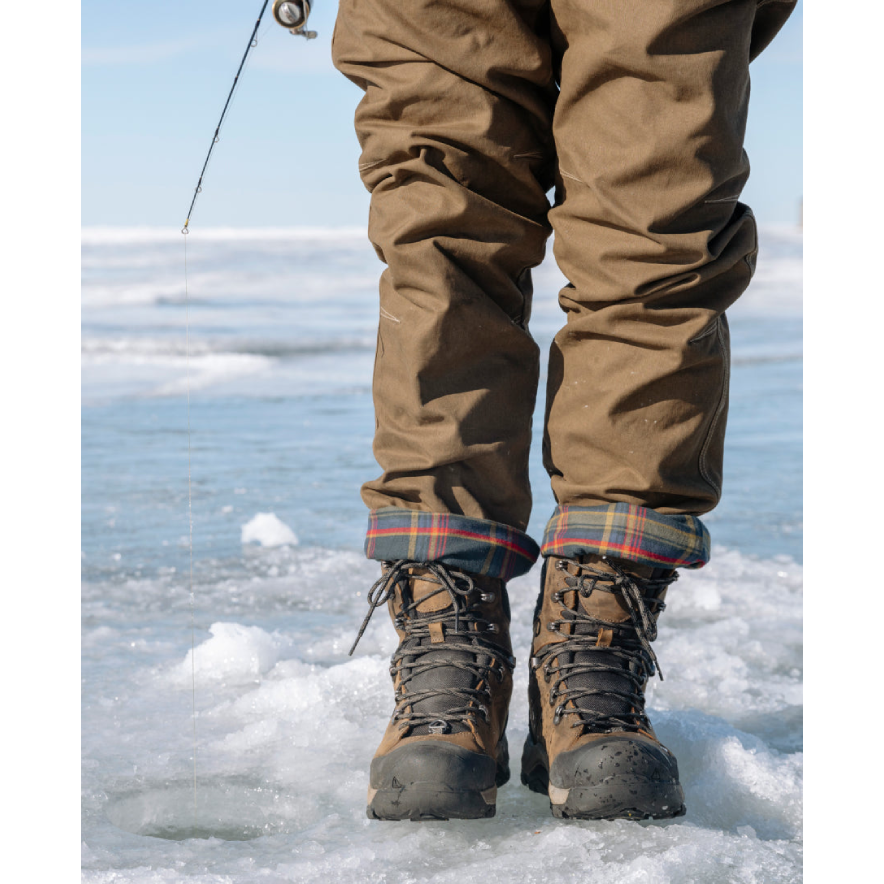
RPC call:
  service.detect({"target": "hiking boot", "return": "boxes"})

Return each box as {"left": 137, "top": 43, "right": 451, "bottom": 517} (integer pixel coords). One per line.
{"left": 350, "top": 560, "right": 515, "bottom": 821}
{"left": 520, "top": 554, "right": 686, "bottom": 820}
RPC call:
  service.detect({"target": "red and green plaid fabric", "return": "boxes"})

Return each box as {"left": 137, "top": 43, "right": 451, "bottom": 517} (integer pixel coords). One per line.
{"left": 365, "top": 503, "right": 709, "bottom": 579}
{"left": 365, "top": 507, "right": 540, "bottom": 580}
{"left": 541, "top": 503, "right": 710, "bottom": 569}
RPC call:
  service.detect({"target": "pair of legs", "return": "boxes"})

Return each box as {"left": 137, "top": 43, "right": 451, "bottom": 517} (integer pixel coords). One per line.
{"left": 334, "top": 0, "right": 796, "bottom": 820}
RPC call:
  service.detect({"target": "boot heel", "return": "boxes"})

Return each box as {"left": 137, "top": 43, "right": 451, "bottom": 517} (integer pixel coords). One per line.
{"left": 519, "top": 733, "right": 550, "bottom": 795}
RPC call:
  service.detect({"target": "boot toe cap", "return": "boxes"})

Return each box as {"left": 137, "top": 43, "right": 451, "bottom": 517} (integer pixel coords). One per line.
{"left": 550, "top": 732, "right": 680, "bottom": 789}
{"left": 370, "top": 740, "right": 497, "bottom": 791}
{"left": 367, "top": 740, "right": 500, "bottom": 820}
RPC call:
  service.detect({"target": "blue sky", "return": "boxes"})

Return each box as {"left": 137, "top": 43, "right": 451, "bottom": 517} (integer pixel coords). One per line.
{"left": 82, "top": 0, "right": 802, "bottom": 229}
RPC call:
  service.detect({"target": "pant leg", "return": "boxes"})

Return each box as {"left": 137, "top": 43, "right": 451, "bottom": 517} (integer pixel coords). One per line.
{"left": 332, "top": 0, "right": 557, "bottom": 579}
{"left": 540, "top": 0, "right": 795, "bottom": 568}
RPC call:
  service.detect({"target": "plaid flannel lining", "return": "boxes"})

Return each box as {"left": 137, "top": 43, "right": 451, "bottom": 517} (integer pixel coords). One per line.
{"left": 541, "top": 503, "right": 710, "bottom": 569}
{"left": 365, "top": 507, "right": 540, "bottom": 581}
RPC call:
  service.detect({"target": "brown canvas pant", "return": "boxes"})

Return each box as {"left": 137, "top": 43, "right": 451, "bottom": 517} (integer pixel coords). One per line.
{"left": 333, "top": 0, "right": 796, "bottom": 579}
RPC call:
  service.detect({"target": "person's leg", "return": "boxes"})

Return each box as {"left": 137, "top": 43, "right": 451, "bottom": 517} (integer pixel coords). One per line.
{"left": 544, "top": 0, "right": 767, "bottom": 552}
{"left": 332, "top": 0, "right": 556, "bottom": 819}
{"left": 334, "top": 0, "right": 558, "bottom": 582}
{"left": 524, "top": 0, "right": 796, "bottom": 819}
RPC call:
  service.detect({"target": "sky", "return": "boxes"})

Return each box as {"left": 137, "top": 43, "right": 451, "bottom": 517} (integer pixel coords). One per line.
{"left": 81, "top": 0, "right": 803, "bottom": 230}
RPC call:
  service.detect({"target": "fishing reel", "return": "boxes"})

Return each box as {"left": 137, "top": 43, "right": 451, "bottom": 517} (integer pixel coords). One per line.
{"left": 272, "top": 0, "right": 317, "bottom": 39}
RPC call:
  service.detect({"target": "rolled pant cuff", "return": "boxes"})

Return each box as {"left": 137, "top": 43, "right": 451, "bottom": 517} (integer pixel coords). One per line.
{"left": 541, "top": 503, "right": 711, "bottom": 569}
{"left": 365, "top": 507, "right": 540, "bottom": 581}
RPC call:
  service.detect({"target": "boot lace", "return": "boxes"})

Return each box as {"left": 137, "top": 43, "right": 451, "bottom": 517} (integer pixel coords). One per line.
{"left": 350, "top": 560, "right": 514, "bottom": 733}
{"left": 533, "top": 558, "right": 676, "bottom": 733}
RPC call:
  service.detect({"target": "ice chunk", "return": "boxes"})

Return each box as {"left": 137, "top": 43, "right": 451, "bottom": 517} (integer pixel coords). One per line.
{"left": 169, "top": 622, "right": 289, "bottom": 686}
{"left": 241, "top": 512, "right": 299, "bottom": 547}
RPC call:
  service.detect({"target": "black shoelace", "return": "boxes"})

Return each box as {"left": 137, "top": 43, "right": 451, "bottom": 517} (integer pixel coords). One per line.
{"left": 350, "top": 560, "right": 513, "bottom": 733}
{"left": 532, "top": 558, "right": 676, "bottom": 733}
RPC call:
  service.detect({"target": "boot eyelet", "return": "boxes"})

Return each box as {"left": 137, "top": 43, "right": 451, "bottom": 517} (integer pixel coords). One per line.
{"left": 478, "top": 704, "right": 489, "bottom": 721}
{"left": 555, "top": 560, "right": 567, "bottom": 571}
{"left": 542, "top": 665, "right": 551, "bottom": 683}
{"left": 553, "top": 705, "right": 564, "bottom": 724}
{"left": 547, "top": 622, "right": 559, "bottom": 633}
{"left": 486, "top": 623, "right": 499, "bottom": 633}
{"left": 552, "top": 591, "right": 563, "bottom": 603}
{"left": 530, "top": 656, "right": 541, "bottom": 671}
{"left": 480, "top": 592, "right": 495, "bottom": 603}
{"left": 548, "top": 688, "right": 557, "bottom": 706}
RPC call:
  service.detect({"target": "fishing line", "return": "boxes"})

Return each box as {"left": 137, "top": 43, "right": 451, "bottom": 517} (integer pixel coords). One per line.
{"left": 180, "top": 0, "right": 317, "bottom": 834}
{"left": 184, "top": 221, "right": 197, "bottom": 828}
{"left": 181, "top": 0, "right": 270, "bottom": 832}
{"left": 183, "top": 0, "right": 271, "bottom": 234}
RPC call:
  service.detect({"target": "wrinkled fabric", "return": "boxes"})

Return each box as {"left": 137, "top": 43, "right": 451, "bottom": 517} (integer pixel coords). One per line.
{"left": 333, "top": 0, "right": 796, "bottom": 575}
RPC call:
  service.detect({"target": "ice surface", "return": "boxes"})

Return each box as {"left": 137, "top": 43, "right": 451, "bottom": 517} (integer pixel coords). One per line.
{"left": 82, "top": 228, "right": 802, "bottom": 881}
{"left": 241, "top": 512, "right": 300, "bottom": 548}
{"left": 82, "top": 547, "right": 802, "bottom": 882}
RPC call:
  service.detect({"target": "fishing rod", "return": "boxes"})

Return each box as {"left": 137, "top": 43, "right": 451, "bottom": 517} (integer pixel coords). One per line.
{"left": 182, "top": 0, "right": 317, "bottom": 234}
{"left": 180, "top": 0, "right": 317, "bottom": 834}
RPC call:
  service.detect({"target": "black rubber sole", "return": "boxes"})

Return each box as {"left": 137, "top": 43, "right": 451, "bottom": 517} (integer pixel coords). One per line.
{"left": 549, "top": 784, "right": 686, "bottom": 820}
{"left": 367, "top": 785, "right": 497, "bottom": 821}
{"left": 367, "top": 738, "right": 507, "bottom": 821}
{"left": 521, "top": 734, "right": 686, "bottom": 821}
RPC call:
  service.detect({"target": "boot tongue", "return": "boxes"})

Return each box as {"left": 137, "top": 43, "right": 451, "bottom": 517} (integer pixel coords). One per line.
{"left": 410, "top": 575, "right": 456, "bottom": 615}
{"left": 560, "top": 556, "right": 656, "bottom": 728}
{"left": 405, "top": 640, "right": 483, "bottom": 735}
{"left": 402, "top": 570, "right": 480, "bottom": 736}
{"left": 574, "top": 555, "right": 659, "bottom": 623}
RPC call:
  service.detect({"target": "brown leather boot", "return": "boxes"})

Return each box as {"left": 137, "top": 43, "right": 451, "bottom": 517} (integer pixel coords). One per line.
{"left": 350, "top": 560, "right": 514, "bottom": 820}
{"left": 521, "top": 554, "right": 686, "bottom": 820}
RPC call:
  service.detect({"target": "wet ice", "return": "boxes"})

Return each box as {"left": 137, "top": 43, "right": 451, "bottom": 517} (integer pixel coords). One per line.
{"left": 81, "top": 228, "right": 802, "bottom": 882}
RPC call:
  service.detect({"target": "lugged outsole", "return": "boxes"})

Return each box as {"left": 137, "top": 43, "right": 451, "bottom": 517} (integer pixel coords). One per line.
{"left": 367, "top": 786, "right": 497, "bottom": 821}
{"left": 550, "top": 784, "right": 686, "bottom": 821}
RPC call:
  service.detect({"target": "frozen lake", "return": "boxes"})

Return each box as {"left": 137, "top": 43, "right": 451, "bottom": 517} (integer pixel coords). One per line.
{"left": 82, "top": 227, "right": 802, "bottom": 882}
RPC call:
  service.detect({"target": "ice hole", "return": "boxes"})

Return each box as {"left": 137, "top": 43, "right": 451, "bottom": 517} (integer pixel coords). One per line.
{"left": 105, "top": 781, "right": 289, "bottom": 842}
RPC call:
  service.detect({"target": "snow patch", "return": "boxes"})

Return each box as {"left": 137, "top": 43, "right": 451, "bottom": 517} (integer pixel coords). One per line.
{"left": 169, "top": 622, "right": 289, "bottom": 686}
{"left": 241, "top": 513, "right": 298, "bottom": 547}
